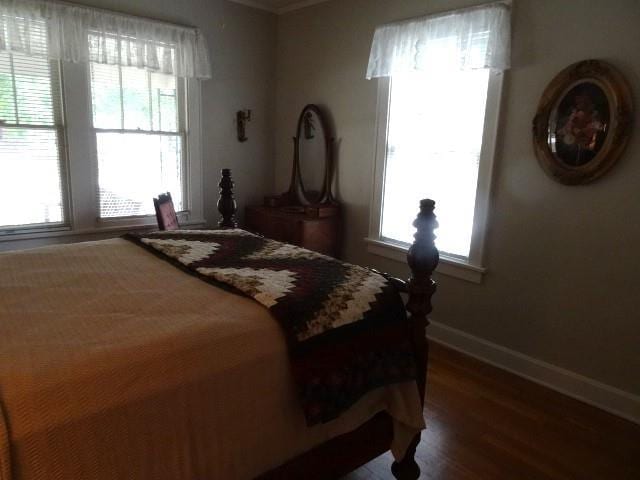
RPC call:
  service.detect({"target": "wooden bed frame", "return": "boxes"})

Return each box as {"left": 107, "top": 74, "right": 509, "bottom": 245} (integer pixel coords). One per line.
{"left": 220, "top": 191, "right": 440, "bottom": 480}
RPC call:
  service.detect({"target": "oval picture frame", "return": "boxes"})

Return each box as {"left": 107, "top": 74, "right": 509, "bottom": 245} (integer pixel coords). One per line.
{"left": 532, "top": 60, "right": 633, "bottom": 185}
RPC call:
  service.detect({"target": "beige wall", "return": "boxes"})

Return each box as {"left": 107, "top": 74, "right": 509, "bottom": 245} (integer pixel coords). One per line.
{"left": 275, "top": 0, "right": 640, "bottom": 395}
{"left": 1, "top": 0, "right": 276, "bottom": 251}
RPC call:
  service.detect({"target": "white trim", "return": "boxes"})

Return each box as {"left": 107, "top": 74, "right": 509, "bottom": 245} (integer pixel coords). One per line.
{"left": 436, "top": 259, "right": 484, "bottom": 283}
{"left": 427, "top": 320, "right": 640, "bottom": 425}
{"left": 367, "top": 69, "right": 505, "bottom": 279}
{"left": 369, "top": 76, "right": 391, "bottom": 244}
{"left": 226, "top": 0, "right": 331, "bottom": 14}
{"left": 60, "top": 59, "right": 98, "bottom": 230}
{"left": 0, "top": 219, "right": 206, "bottom": 244}
{"left": 365, "top": 237, "right": 485, "bottom": 283}
{"left": 7, "top": 51, "right": 206, "bottom": 245}
{"left": 185, "top": 77, "right": 205, "bottom": 224}
{"left": 468, "top": 69, "right": 504, "bottom": 263}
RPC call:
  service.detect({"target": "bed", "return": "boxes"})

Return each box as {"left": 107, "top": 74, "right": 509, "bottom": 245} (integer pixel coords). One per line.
{"left": 0, "top": 199, "right": 439, "bottom": 480}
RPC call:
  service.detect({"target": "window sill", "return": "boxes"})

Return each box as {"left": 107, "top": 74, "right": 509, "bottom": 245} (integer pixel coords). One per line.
{"left": 0, "top": 219, "right": 206, "bottom": 244}
{"left": 364, "top": 237, "right": 485, "bottom": 284}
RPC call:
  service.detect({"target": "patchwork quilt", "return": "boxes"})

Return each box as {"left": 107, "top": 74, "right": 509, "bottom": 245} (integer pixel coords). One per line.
{"left": 125, "top": 229, "right": 417, "bottom": 425}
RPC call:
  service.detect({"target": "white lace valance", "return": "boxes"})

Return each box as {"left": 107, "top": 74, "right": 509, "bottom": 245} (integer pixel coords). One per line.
{"left": 366, "top": 1, "right": 510, "bottom": 79}
{"left": 0, "top": 0, "right": 211, "bottom": 79}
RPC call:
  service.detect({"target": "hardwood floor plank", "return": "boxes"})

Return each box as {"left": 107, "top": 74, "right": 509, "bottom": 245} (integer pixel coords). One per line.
{"left": 341, "top": 342, "right": 640, "bottom": 480}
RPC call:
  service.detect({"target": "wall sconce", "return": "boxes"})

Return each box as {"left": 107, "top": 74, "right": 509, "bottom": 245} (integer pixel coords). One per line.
{"left": 236, "top": 109, "right": 251, "bottom": 142}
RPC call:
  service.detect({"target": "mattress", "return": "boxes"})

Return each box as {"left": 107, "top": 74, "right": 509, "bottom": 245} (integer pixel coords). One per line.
{"left": 0, "top": 238, "right": 424, "bottom": 480}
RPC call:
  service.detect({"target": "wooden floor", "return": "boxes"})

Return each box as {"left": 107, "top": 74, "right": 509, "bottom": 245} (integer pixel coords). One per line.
{"left": 343, "top": 342, "right": 640, "bottom": 480}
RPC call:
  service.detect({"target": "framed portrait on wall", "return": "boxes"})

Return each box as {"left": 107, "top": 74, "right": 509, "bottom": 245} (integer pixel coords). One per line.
{"left": 533, "top": 60, "right": 633, "bottom": 185}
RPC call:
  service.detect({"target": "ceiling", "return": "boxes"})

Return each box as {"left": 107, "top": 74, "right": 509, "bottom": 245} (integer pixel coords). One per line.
{"left": 228, "top": 0, "right": 330, "bottom": 14}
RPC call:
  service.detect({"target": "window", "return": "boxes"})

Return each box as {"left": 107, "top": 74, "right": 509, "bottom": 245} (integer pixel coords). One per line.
{"left": 89, "top": 34, "right": 185, "bottom": 219}
{"left": 0, "top": 1, "right": 210, "bottom": 243}
{"left": 0, "top": 19, "right": 67, "bottom": 231}
{"left": 365, "top": 3, "right": 510, "bottom": 282}
{"left": 380, "top": 69, "right": 492, "bottom": 259}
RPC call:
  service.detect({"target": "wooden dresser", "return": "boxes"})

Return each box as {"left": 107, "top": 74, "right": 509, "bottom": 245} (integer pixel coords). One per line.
{"left": 245, "top": 205, "right": 341, "bottom": 258}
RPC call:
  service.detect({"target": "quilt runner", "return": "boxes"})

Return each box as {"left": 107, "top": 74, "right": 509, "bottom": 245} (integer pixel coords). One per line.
{"left": 125, "top": 229, "right": 417, "bottom": 425}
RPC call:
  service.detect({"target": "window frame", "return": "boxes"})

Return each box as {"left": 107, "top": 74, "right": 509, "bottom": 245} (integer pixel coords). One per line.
{"left": 77, "top": 60, "right": 204, "bottom": 231}
{"left": 0, "top": 55, "right": 204, "bottom": 242}
{"left": 366, "top": 70, "right": 505, "bottom": 284}
{"left": 0, "top": 55, "right": 72, "bottom": 236}
{"left": 88, "top": 59, "right": 189, "bottom": 222}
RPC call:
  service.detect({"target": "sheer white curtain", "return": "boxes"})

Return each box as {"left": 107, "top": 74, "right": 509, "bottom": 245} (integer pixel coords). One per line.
{"left": 0, "top": 0, "right": 211, "bottom": 79}
{"left": 366, "top": 1, "right": 510, "bottom": 79}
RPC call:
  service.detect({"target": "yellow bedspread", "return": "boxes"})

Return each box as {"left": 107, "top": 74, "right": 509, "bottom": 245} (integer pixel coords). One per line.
{"left": 0, "top": 239, "right": 424, "bottom": 480}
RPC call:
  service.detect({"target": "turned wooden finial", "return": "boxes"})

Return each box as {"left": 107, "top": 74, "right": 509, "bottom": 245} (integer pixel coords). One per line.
{"left": 406, "top": 199, "right": 439, "bottom": 323}
{"left": 217, "top": 168, "right": 238, "bottom": 228}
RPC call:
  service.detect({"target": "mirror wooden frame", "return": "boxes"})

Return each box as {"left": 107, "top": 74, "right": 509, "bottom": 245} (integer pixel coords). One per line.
{"left": 532, "top": 59, "right": 633, "bottom": 185}
{"left": 286, "top": 104, "right": 336, "bottom": 207}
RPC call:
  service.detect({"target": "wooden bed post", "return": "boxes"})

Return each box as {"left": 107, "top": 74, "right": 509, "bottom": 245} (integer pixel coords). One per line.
{"left": 218, "top": 168, "right": 238, "bottom": 228}
{"left": 391, "top": 199, "right": 439, "bottom": 480}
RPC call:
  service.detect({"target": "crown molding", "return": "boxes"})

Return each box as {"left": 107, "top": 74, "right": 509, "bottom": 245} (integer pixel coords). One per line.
{"left": 276, "top": 0, "right": 330, "bottom": 14}
{"left": 227, "top": 0, "right": 276, "bottom": 12}
{"left": 226, "top": 0, "right": 331, "bottom": 15}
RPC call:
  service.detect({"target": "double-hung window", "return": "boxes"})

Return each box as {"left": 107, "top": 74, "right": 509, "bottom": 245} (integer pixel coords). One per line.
{"left": 0, "top": 16, "right": 66, "bottom": 232}
{"left": 0, "top": 1, "right": 210, "bottom": 242}
{"left": 366, "top": 2, "right": 511, "bottom": 282}
{"left": 89, "top": 35, "right": 185, "bottom": 219}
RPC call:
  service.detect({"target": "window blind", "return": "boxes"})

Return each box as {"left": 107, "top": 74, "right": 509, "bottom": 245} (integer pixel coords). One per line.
{"left": 380, "top": 70, "right": 490, "bottom": 258}
{"left": 89, "top": 34, "right": 184, "bottom": 219}
{"left": 0, "top": 17, "right": 66, "bottom": 231}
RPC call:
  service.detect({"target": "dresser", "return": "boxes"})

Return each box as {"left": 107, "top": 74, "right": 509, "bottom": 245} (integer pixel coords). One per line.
{"left": 245, "top": 205, "right": 341, "bottom": 258}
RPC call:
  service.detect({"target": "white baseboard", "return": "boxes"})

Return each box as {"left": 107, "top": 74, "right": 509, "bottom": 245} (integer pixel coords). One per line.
{"left": 427, "top": 320, "right": 640, "bottom": 425}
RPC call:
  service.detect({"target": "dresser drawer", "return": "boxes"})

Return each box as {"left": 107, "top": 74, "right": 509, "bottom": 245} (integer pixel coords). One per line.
{"left": 245, "top": 206, "right": 340, "bottom": 257}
